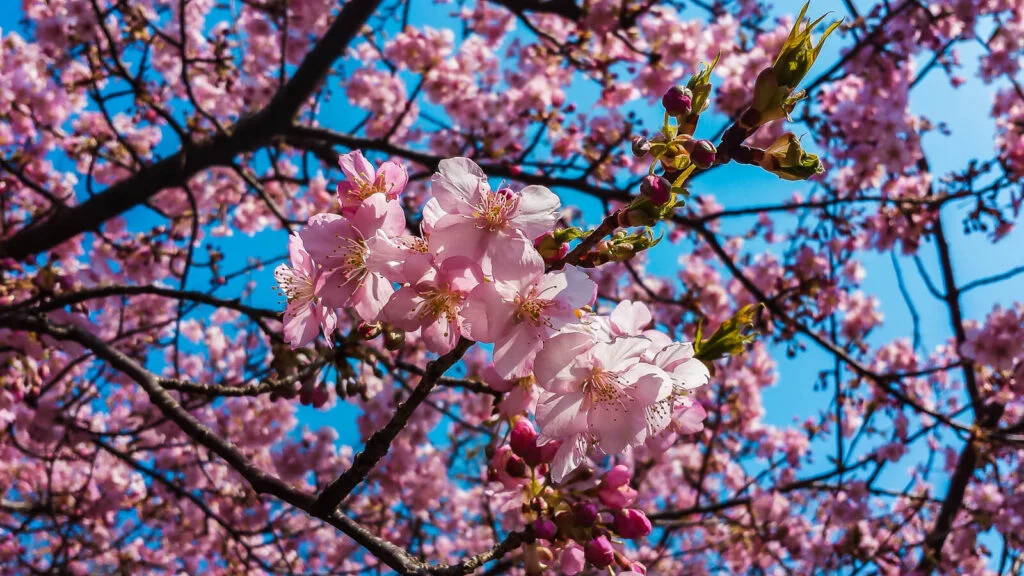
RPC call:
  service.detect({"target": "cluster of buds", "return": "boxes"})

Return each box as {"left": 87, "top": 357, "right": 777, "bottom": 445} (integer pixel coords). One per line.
{"left": 522, "top": 461, "right": 653, "bottom": 574}
{"left": 578, "top": 229, "right": 660, "bottom": 267}
{"left": 534, "top": 227, "right": 586, "bottom": 265}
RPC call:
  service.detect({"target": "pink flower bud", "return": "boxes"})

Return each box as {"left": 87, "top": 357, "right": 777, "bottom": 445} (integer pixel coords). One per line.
{"left": 510, "top": 419, "right": 539, "bottom": 459}
{"left": 584, "top": 536, "right": 615, "bottom": 568}
{"left": 598, "top": 483, "right": 637, "bottom": 509}
{"left": 688, "top": 139, "right": 717, "bottom": 168}
{"left": 661, "top": 85, "right": 693, "bottom": 118}
{"left": 504, "top": 454, "right": 528, "bottom": 478}
{"left": 631, "top": 135, "right": 651, "bottom": 157}
{"left": 534, "top": 439, "right": 561, "bottom": 465}
{"left": 573, "top": 501, "right": 599, "bottom": 527}
{"left": 639, "top": 175, "right": 672, "bottom": 205}
{"left": 357, "top": 322, "right": 382, "bottom": 340}
{"left": 532, "top": 518, "right": 558, "bottom": 540}
{"left": 612, "top": 509, "right": 652, "bottom": 540}
{"left": 601, "top": 465, "right": 631, "bottom": 488}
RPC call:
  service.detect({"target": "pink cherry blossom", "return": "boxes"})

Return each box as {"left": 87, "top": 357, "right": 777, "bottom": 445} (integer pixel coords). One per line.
{"left": 300, "top": 194, "right": 406, "bottom": 322}
{"left": 429, "top": 157, "right": 561, "bottom": 279}
{"left": 381, "top": 256, "right": 482, "bottom": 354}
{"left": 335, "top": 150, "right": 408, "bottom": 213}
{"left": 533, "top": 334, "right": 674, "bottom": 481}
{"left": 461, "top": 259, "right": 596, "bottom": 379}
{"left": 274, "top": 234, "right": 337, "bottom": 347}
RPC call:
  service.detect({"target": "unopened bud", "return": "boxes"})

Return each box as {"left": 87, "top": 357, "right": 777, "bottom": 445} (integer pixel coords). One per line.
{"left": 661, "top": 85, "right": 693, "bottom": 118}
{"left": 584, "top": 536, "right": 615, "bottom": 568}
{"left": 532, "top": 518, "right": 558, "bottom": 540}
{"left": 510, "top": 419, "right": 539, "bottom": 460}
{"left": 613, "top": 509, "right": 653, "bottom": 540}
{"left": 630, "top": 135, "right": 651, "bottom": 157}
{"left": 573, "top": 502, "right": 599, "bottom": 527}
{"left": 687, "top": 139, "right": 717, "bottom": 169}
{"left": 639, "top": 175, "right": 672, "bottom": 205}
{"left": 383, "top": 329, "right": 405, "bottom": 351}
{"left": 358, "top": 322, "right": 382, "bottom": 340}
{"left": 504, "top": 454, "right": 528, "bottom": 478}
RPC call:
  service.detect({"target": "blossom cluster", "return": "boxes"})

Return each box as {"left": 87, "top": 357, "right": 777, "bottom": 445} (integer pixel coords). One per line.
{"left": 276, "top": 151, "right": 711, "bottom": 484}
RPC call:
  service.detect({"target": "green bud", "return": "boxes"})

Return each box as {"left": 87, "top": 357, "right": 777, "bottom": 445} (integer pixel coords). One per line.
{"left": 694, "top": 304, "right": 761, "bottom": 362}
{"left": 760, "top": 132, "right": 825, "bottom": 181}
{"left": 773, "top": 2, "right": 842, "bottom": 90}
{"left": 686, "top": 53, "right": 720, "bottom": 116}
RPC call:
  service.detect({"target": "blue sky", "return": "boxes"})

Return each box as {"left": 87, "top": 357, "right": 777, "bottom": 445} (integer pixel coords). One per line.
{"left": 4, "top": 0, "right": 1021, "bottom": 566}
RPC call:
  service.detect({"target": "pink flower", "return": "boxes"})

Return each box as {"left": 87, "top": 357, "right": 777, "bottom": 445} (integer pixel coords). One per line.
{"left": 274, "top": 234, "right": 337, "bottom": 348}
{"left": 336, "top": 151, "right": 407, "bottom": 213}
{"left": 301, "top": 195, "right": 406, "bottom": 322}
{"left": 462, "top": 258, "right": 595, "bottom": 379}
{"left": 532, "top": 334, "right": 673, "bottom": 482}
{"left": 381, "top": 257, "right": 482, "bottom": 354}
{"left": 429, "top": 157, "right": 560, "bottom": 279}
{"left": 652, "top": 342, "right": 711, "bottom": 395}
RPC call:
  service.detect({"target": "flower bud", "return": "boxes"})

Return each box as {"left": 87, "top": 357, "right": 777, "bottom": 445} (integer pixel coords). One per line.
{"left": 630, "top": 135, "right": 651, "bottom": 157}
{"left": 534, "top": 232, "right": 569, "bottom": 265}
{"left": 639, "top": 175, "right": 671, "bottom": 205}
{"left": 309, "top": 385, "right": 329, "bottom": 409}
{"left": 504, "top": 454, "right": 528, "bottom": 478}
{"left": 532, "top": 518, "right": 558, "bottom": 541}
{"left": 602, "top": 465, "right": 631, "bottom": 488}
{"left": 357, "top": 322, "right": 382, "bottom": 340}
{"left": 687, "top": 139, "right": 717, "bottom": 169}
{"left": 533, "top": 439, "right": 561, "bottom": 465}
{"left": 661, "top": 85, "right": 693, "bottom": 118}
{"left": 510, "top": 419, "right": 539, "bottom": 460}
{"left": 759, "top": 132, "right": 825, "bottom": 181}
{"left": 383, "top": 328, "right": 405, "bottom": 351}
{"left": 584, "top": 536, "right": 615, "bottom": 568}
{"left": 573, "top": 502, "right": 599, "bottom": 527}
{"left": 613, "top": 509, "right": 652, "bottom": 540}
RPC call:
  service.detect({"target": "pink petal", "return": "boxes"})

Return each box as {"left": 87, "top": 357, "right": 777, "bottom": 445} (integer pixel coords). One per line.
{"left": 315, "top": 267, "right": 359, "bottom": 308}
{"left": 421, "top": 313, "right": 460, "bottom": 354}
{"left": 610, "top": 300, "right": 652, "bottom": 336}
{"left": 353, "top": 272, "right": 395, "bottom": 322}
{"left": 337, "top": 150, "right": 375, "bottom": 182}
{"left": 536, "top": 392, "right": 589, "bottom": 441}
{"left": 375, "top": 159, "right": 408, "bottom": 199}
{"left": 510, "top": 184, "right": 560, "bottom": 240}
{"left": 284, "top": 302, "right": 319, "bottom": 348}
{"left": 533, "top": 332, "right": 594, "bottom": 393}
{"left": 429, "top": 215, "right": 488, "bottom": 262}
{"left": 589, "top": 401, "right": 646, "bottom": 455}
{"left": 431, "top": 157, "right": 487, "bottom": 214}
{"left": 550, "top": 432, "right": 589, "bottom": 484}
{"left": 461, "top": 282, "right": 513, "bottom": 343}
{"left": 381, "top": 286, "right": 423, "bottom": 331}
{"left": 493, "top": 324, "right": 543, "bottom": 379}
{"left": 487, "top": 233, "right": 545, "bottom": 282}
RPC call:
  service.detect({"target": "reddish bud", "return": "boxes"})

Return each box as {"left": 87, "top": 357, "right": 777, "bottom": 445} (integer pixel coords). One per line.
{"left": 640, "top": 175, "right": 672, "bottom": 205}
{"left": 504, "top": 454, "right": 528, "bottom": 478}
{"left": 584, "top": 536, "right": 615, "bottom": 568}
{"left": 358, "top": 322, "right": 382, "bottom": 340}
{"left": 573, "top": 502, "right": 599, "bottom": 527}
{"left": 533, "top": 439, "right": 560, "bottom": 465}
{"left": 688, "top": 139, "right": 717, "bottom": 168}
{"left": 631, "top": 135, "right": 651, "bottom": 157}
{"left": 661, "top": 85, "right": 693, "bottom": 118}
{"left": 510, "top": 419, "right": 539, "bottom": 460}
{"left": 532, "top": 518, "right": 558, "bottom": 541}
{"left": 613, "top": 509, "right": 652, "bottom": 540}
